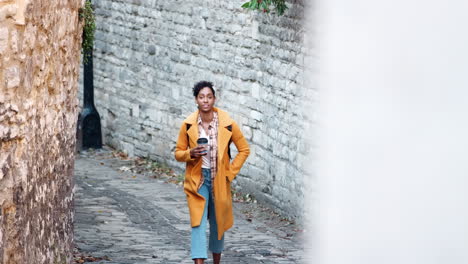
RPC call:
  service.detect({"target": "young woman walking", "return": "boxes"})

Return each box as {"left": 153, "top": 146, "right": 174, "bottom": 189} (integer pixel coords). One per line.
{"left": 174, "top": 81, "right": 250, "bottom": 264}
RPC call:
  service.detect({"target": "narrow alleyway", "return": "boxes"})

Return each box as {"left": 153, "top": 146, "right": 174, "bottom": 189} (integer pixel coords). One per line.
{"left": 73, "top": 148, "right": 305, "bottom": 263}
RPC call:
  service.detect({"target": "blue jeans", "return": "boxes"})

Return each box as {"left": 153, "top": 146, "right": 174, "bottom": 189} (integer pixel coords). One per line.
{"left": 191, "top": 169, "right": 224, "bottom": 259}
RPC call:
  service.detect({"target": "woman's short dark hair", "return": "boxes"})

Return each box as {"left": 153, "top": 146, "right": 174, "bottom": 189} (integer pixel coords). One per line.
{"left": 193, "top": 81, "right": 215, "bottom": 97}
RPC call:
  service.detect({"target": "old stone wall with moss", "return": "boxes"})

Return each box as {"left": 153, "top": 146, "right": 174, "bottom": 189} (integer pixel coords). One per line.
{"left": 79, "top": 0, "right": 314, "bottom": 221}
{"left": 0, "top": 0, "right": 82, "bottom": 262}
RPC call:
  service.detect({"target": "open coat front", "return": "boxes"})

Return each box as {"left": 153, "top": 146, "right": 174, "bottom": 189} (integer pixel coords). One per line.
{"left": 174, "top": 107, "right": 250, "bottom": 240}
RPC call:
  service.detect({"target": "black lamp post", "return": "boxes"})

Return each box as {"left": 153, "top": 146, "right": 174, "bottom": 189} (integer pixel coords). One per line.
{"left": 77, "top": 46, "right": 102, "bottom": 149}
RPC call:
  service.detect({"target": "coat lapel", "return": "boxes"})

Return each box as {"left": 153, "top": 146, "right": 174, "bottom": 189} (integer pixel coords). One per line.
{"left": 184, "top": 110, "right": 199, "bottom": 148}
{"left": 216, "top": 108, "right": 233, "bottom": 161}
{"left": 186, "top": 124, "right": 198, "bottom": 148}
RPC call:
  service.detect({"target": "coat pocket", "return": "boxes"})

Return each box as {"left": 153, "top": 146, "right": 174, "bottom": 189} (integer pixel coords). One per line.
{"left": 225, "top": 176, "right": 232, "bottom": 197}
{"left": 226, "top": 172, "right": 233, "bottom": 183}
{"left": 225, "top": 163, "right": 234, "bottom": 182}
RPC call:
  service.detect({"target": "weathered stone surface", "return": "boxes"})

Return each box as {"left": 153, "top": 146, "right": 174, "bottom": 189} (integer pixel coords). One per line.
{"left": 79, "top": 0, "right": 313, "bottom": 222}
{"left": 0, "top": 4, "right": 17, "bottom": 22}
{"left": 0, "top": 28, "right": 8, "bottom": 54}
{"left": 5, "top": 66, "right": 20, "bottom": 89}
{"left": 0, "top": 0, "right": 82, "bottom": 262}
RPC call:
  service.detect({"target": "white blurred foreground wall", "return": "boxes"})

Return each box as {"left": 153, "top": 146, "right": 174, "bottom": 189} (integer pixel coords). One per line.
{"left": 306, "top": 0, "right": 468, "bottom": 263}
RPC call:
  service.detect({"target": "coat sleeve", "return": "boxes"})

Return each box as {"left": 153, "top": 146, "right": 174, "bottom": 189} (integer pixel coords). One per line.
{"left": 227, "top": 121, "right": 250, "bottom": 182}
{"left": 174, "top": 123, "right": 195, "bottom": 162}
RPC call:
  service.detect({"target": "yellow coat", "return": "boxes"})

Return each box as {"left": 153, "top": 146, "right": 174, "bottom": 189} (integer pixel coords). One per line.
{"left": 174, "top": 107, "right": 250, "bottom": 240}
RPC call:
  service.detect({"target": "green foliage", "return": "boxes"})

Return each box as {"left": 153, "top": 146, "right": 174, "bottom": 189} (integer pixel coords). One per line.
{"left": 79, "top": 0, "right": 96, "bottom": 64}
{"left": 241, "top": 0, "right": 288, "bottom": 15}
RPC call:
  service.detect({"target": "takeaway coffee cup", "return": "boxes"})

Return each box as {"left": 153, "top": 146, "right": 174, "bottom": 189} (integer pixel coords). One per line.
{"left": 197, "top": 138, "right": 208, "bottom": 155}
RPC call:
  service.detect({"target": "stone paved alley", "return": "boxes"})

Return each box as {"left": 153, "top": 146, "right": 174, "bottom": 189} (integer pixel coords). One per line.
{"left": 73, "top": 148, "right": 306, "bottom": 263}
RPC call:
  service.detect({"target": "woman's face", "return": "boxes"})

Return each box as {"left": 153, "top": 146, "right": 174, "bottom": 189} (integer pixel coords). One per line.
{"left": 195, "top": 87, "right": 216, "bottom": 113}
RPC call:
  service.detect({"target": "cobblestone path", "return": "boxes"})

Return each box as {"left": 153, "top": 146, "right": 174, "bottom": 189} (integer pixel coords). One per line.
{"left": 74, "top": 149, "right": 305, "bottom": 263}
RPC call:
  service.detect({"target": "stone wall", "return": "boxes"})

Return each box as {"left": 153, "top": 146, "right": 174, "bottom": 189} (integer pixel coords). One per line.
{"left": 0, "top": 0, "right": 82, "bottom": 262}
{"left": 83, "top": 0, "right": 313, "bottom": 220}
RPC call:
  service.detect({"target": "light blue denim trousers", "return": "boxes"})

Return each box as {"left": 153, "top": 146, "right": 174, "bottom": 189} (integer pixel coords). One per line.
{"left": 191, "top": 168, "right": 224, "bottom": 259}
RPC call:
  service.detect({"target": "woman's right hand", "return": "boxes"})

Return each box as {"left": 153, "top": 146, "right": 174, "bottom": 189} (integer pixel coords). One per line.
{"left": 190, "top": 146, "right": 207, "bottom": 158}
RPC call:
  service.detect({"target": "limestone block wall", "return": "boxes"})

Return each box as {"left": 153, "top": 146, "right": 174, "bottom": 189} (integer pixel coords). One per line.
{"left": 82, "top": 0, "right": 313, "bottom": 220}
{"left": 0, "top": 0, "right": 82, "bottom": 262}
